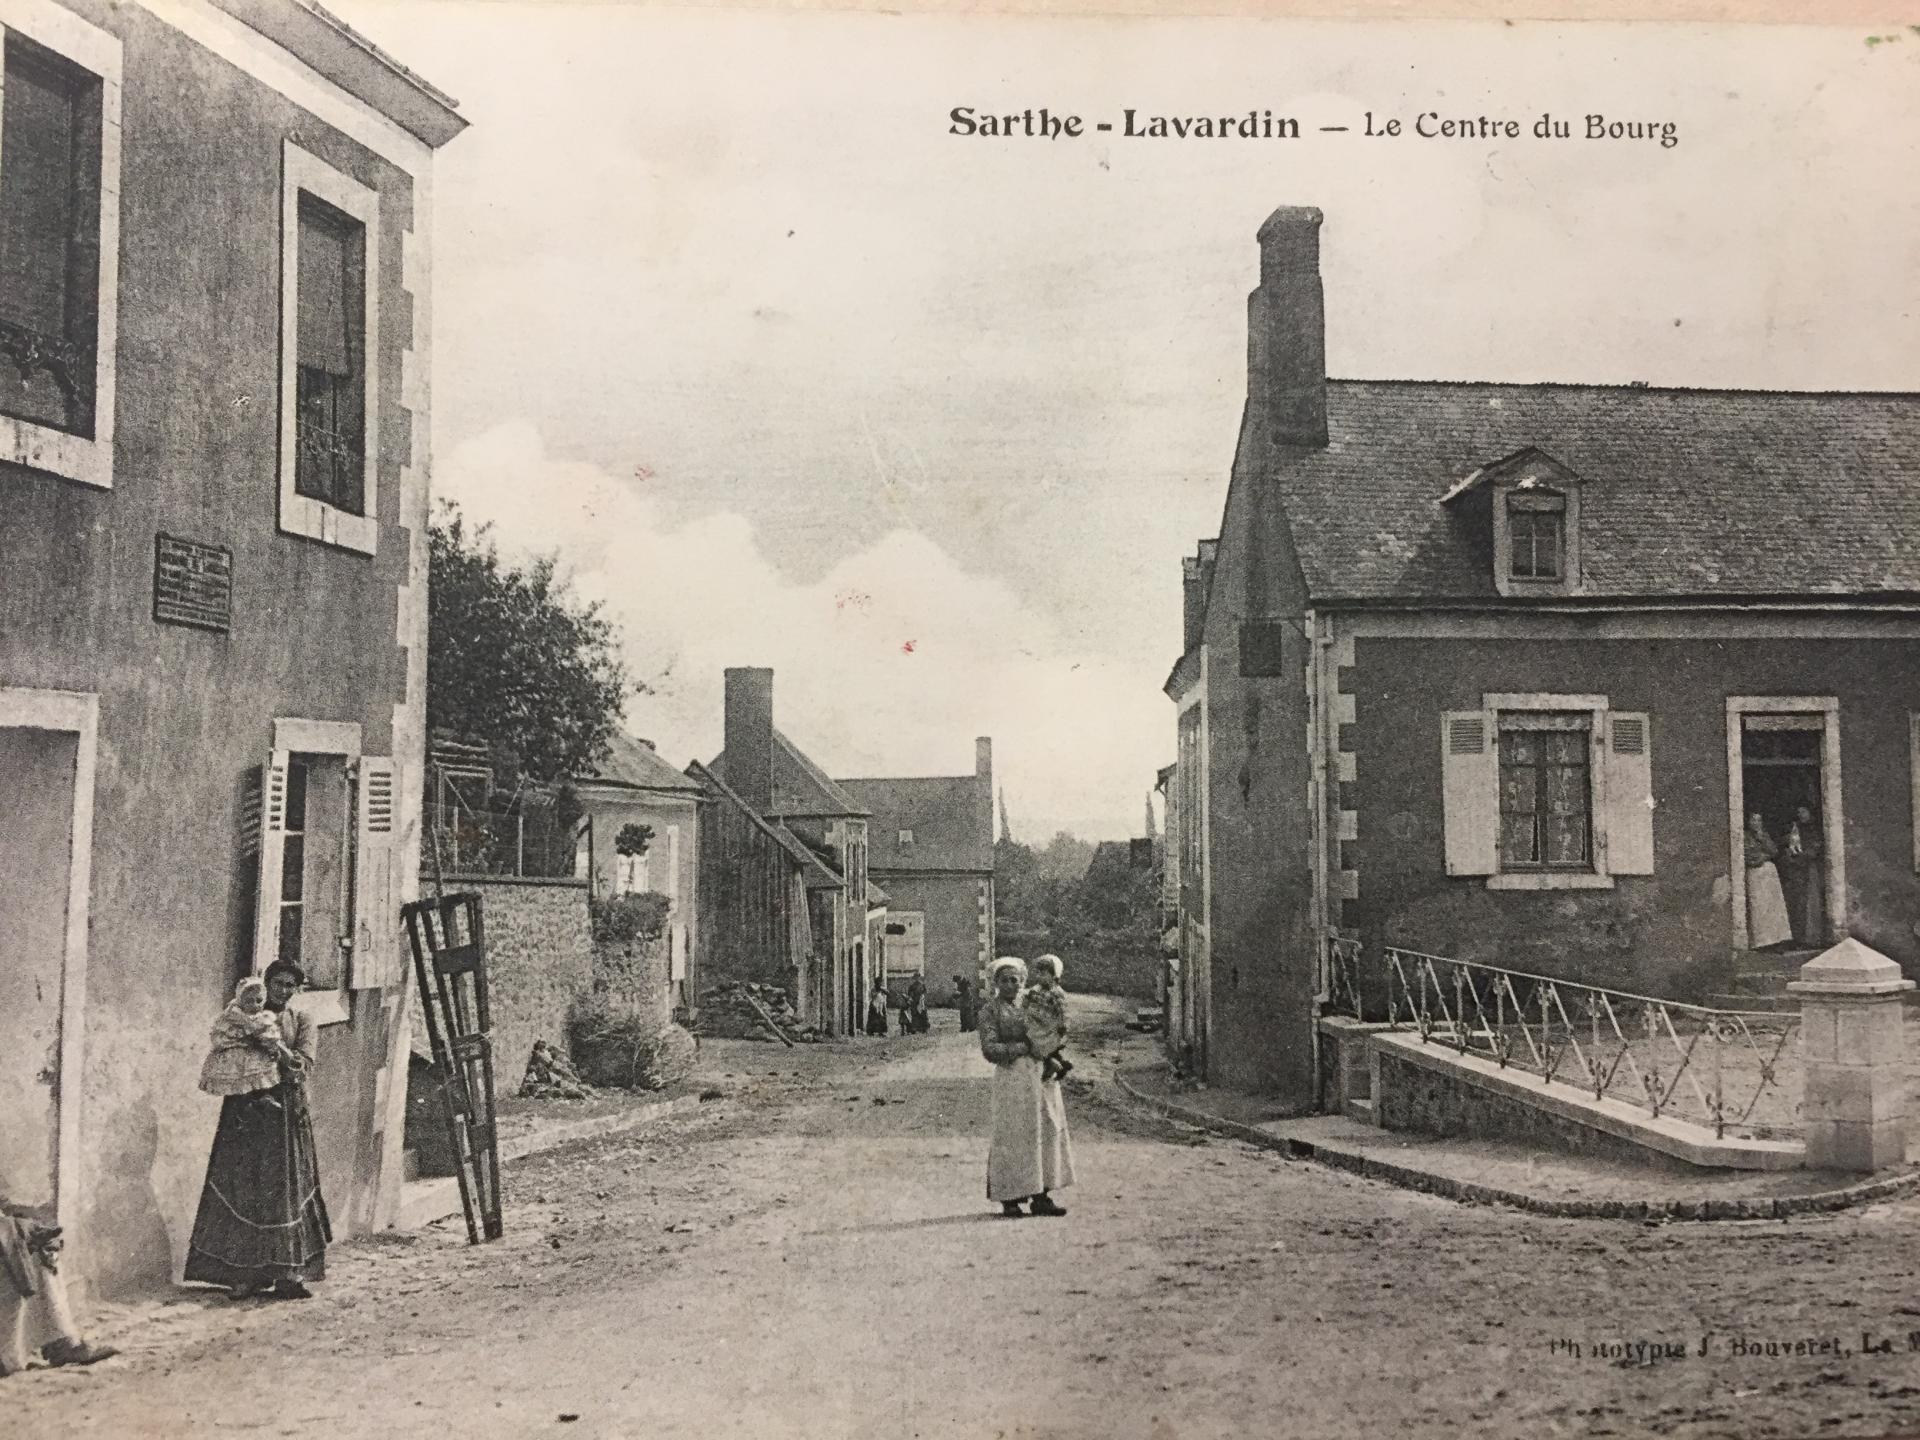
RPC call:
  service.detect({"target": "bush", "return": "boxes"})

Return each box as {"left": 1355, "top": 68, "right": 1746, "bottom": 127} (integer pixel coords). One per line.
{"left": 591, "top": 891, "right": 671, "bottom": 946}
{"left": 566, "top": 993, "right": 697, "bottom": 1091}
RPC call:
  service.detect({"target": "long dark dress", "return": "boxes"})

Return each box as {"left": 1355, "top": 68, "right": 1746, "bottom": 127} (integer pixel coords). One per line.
{"left": 183, "top": 1006, "right": 331, "bottom": 1289}
{"left": 956, "top": 983, "right": 977, "bottom": 1034}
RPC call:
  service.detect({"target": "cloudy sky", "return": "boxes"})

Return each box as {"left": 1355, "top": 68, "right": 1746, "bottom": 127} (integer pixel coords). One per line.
{"left": 334, "top": 2, "right": 1918, "bottom": 841}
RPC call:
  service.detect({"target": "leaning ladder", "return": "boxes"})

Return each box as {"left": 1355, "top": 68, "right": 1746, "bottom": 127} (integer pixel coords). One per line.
{"left": 401, "top": 892, "right": 504, "bottom": 1243}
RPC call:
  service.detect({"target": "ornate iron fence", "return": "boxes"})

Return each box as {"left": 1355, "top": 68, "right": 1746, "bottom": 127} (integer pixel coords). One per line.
{"left": 1377, "top": 947, "right": 1800, "bottom": 1140}
{"left": 1325, "top": 933, "right": 1364, "bottom": 1019}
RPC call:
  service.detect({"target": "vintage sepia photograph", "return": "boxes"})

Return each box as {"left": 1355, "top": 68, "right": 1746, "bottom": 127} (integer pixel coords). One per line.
{"left": 2, "top": 0, "right": 1919, "bottom": 1435}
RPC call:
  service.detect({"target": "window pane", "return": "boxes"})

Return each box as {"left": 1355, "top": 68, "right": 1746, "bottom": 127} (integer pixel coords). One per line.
{"left": 280, "top": 834, "right": 306, "bottom": 902}
{"left": 278, "top": 906, "right": 305, "bottom": 966}
{"left": 0, "top": 42, "right": 101, "bottom": 436}
{"left": 1544, "top": 813, "right": 1590, "bottom": 866}
{"left": 294, "top": 196, "right": 367, "bottom": 515}
{"left": 285, "top": 761, "right": 309, "bottom": 832}
{"left": 1500, "top": 813, "right": 1539, "bottom": 866}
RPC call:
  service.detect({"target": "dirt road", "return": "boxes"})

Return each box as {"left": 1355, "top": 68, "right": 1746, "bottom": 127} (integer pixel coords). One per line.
{"left": 14, "top": 997, "right": 1920, "bottom": 1439}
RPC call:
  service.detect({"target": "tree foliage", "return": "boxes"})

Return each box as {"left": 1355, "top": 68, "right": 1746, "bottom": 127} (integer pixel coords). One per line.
{"left": 994, "top": 834, "right": 1160, "bottom": 1000}
{"left": 428, "top": 501, "right": 634, "bottom": 785}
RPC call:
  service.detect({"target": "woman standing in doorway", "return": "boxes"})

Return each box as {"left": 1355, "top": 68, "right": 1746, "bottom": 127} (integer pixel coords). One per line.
{"left": 1744, "top": 812, "right": 1794, "bottom": 952}
{"left": 184, "top": 962, "right": 332, "bottom": 1300}
{"left": 1782, "top": 803, "right": 1825, "bottom": 947}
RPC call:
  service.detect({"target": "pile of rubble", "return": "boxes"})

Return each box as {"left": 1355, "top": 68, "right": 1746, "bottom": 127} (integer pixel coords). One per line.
{"left": 696, "top": 982, "right": 825, "bottom": 1043}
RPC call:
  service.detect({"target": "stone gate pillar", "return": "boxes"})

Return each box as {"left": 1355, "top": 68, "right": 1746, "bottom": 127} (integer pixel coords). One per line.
{"left": 1788, "top": 939, "right": 1915, "bottom": 1172}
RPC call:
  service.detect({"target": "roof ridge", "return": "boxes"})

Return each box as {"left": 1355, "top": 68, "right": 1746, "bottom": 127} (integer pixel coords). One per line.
{"left": 1327, "top": 378, "right": 1920, "bottom": 400}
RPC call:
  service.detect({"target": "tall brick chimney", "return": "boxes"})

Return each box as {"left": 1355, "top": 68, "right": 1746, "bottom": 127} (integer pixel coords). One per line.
{"left": 1247, "top": 206, "right": 1327, "bottom": 450}
{"left": 724, "top": 667, "right": 775, "bottom": 812}
{"left": 975, "top": 736, "right": 992, "bottom": 779}
{"left": 1182, "top": 539, "right": 1219, "bottom": 653}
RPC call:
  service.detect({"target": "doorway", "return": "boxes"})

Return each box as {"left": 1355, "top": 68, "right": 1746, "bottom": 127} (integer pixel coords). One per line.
{"left": 0, "top": 690, "right": 97, "bottom": 1227}
{"left": 1727, "top": 700, "right": 1843, "bottom": 954}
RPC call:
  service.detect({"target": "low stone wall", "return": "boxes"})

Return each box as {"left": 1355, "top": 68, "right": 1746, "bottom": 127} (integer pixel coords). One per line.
{"left": 1372, "top": 1045, "right": 1697, "bottom": 1172}
{"left": 593, "top": 933, "right": 672, "bottom": 1029}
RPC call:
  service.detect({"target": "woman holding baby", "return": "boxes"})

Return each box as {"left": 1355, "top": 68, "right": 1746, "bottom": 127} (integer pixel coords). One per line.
{"left": 978, "top": 956, "right": 1075, "bottom": 1219}
{"left": 183, "top": 962, "right": 333, "bottom": 1300}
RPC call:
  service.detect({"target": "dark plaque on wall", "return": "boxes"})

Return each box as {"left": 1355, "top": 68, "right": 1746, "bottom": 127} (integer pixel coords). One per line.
{"left": 153, "top": 533, "right": 233, "bottom": 633}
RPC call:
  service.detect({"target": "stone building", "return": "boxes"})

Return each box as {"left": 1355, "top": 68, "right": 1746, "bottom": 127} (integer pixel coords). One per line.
{"left": 0, "top": 0, "right": 463, "bottom": 1295}
{"left": 841, "top": 738, "right": 995, "bottom": 1007}
{"left": 1166, "top": 205, "right": 1920, "bottom": 1110}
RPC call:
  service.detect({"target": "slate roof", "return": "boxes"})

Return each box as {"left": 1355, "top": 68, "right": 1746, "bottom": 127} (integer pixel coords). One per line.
{"left": 580, "top": 731, "right": 701, "bottom": 793}
{"left": 1273, "top": 382, "right": 1920, "bottom": 602}
{"left": 841, "top": 776, "right": 994, "bottom": 874}
{"left": 709, "top": 731, "right": 870, "bottom": 818}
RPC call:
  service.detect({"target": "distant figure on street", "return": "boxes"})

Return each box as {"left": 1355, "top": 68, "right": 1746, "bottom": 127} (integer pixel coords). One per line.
{"left": 1782, "top": 803, "right": 1825, "bottom": 946}
{"left": 1, "top": 1206, "right": 118, "bottom": 1377}
{"left": 865, "top": 980, "right": 891, "bottom": 1037}
{"left": 954, "top": 976, "right": 978, "bottom": 1033}
{"left": 979, "top": 957, "right": 1075, "bottom": 1219}
{"left": 905, "top": 975, "right": 930, "bottom": 1034}
{"left": 1744, "top": 811, "right": 1793, "bottom": 951}
{"left": 1021, "top": 954, "right": 1074, "bottom": 1084}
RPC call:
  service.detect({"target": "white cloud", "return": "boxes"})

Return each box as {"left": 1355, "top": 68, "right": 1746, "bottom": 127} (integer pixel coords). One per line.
{"left": 439, "top": 422, "right": 1166, "bottom": 841}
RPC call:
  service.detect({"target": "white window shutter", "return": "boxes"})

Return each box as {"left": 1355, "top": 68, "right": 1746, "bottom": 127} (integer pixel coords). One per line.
{"left": 668, "top": 824, "right": 681, "bottom": 902}
{"left": 1441, "top": 711, "right": 1498, "bottom": 876}
{"left": 1604, "top": 713, "right": 1654, "bottom": 876}
{"left": 251, "top": 750, "right": 292, "bottom": 973}
{"left": 670, "top": 922, "right": 687, "bottom": 981}
{"left": 351, "top": 757, "right": 399, "bottom": 988}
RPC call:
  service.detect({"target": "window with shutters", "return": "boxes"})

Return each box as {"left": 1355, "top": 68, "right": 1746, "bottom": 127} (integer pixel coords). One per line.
{"left": 246, "top": 728, "right": 400, "bottom": 1021}
{"left": 0, "top": 4, "right": 119, "bottom": 487}
{"left": 1442, "top": 696, "right": 1653, "bottom": 889}
{"left": 278, "top": 142, "right": 380, "bottom": 554}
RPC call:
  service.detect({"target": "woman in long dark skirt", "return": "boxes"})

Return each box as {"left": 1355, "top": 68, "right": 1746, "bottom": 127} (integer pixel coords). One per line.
{"left": 184, "top": 961, "right": 332, "bottom": 1300}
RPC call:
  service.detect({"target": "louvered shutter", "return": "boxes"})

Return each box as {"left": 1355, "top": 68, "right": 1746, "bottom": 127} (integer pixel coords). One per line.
{"left": 251, "top": 750, "right": 292, "bottom": 972}
{"left": 351, "top": 757, "right": 399, "bottom": 988}
{"left": 1603, "top": 713, "right": 1654, "bottom": 875}
{"left": 1441, "top": 711, "right": 1498, "bottom": 876}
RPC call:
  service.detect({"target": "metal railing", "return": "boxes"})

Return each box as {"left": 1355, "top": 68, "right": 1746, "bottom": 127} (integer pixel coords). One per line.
{"left": 1383, "top": 947, "right": 1800, "bottom": 1139}
{"left": 1325, "top": 932, "right": 1365, "bottom": 1020}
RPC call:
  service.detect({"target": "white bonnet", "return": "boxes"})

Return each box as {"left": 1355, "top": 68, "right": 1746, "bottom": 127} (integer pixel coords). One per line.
{"left": 1031, "top": 954, "right": 1064, "bottom": 980}
{"left": 987, "top": 955, "right": 1028, "bottom": 983}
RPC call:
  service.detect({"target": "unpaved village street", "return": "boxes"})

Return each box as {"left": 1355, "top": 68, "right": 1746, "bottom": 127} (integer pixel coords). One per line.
{"left": 15, "top": 998, "right": 1920, "bottom": 1440}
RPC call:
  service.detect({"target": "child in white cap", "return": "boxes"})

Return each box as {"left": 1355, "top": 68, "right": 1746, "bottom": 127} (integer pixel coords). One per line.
{"left": 1021, "top": 954, "right": 1073, "bottom": 1083}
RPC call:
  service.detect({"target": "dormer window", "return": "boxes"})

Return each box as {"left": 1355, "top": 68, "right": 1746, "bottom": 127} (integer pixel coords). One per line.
{"left": 1441, "top": 449, "right": 1583, "bottom": 599}
{"left": 1507, "top": 490, "right": 1566, "bottom": 581}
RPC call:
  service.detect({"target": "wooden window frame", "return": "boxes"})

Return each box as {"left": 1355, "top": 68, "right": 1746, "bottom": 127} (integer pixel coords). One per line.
{"left": 1484, "top": 693, "right": 1615, "bottom": 891}
{"left": 0, "top": 0, "right": 120, "bottom": 489}
{"left": 278, "top": 141, "right": 379, "bottom": 555}
{"left": 1496, "top": 712, "right": 1594, "bottom": 872}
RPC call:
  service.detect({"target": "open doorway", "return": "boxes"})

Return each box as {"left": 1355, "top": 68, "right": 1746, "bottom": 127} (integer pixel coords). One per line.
{"left": 1729, "top": 702, "right": 1842, "bottom": 954}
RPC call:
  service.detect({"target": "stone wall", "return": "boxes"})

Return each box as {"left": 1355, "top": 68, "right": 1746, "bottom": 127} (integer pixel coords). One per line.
{"left": 446, "top": 877, "right": 593, "bottom": 1085}
{"left": 1372, "top": 1046, "right": 1701, "bottom": 1173}
{"left": 593, "top": 933, "right": 673, "bottom": 1029}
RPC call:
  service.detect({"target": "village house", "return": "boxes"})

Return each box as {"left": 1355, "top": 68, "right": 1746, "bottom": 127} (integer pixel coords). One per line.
{"left": 1166, "top": 205, "right": 1920, "bottom": 1111}
{"left": 0, "top": 0, "right": 463, "bottom": 1296}
{"left": 573, "top": 730, "right": 702, "bottom": 1018}
{"left": 706, "top": 667, "right": 872, "bottom": 1036}
{"left": 841, "top": 738, "right": 996, "bottom": 1007}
